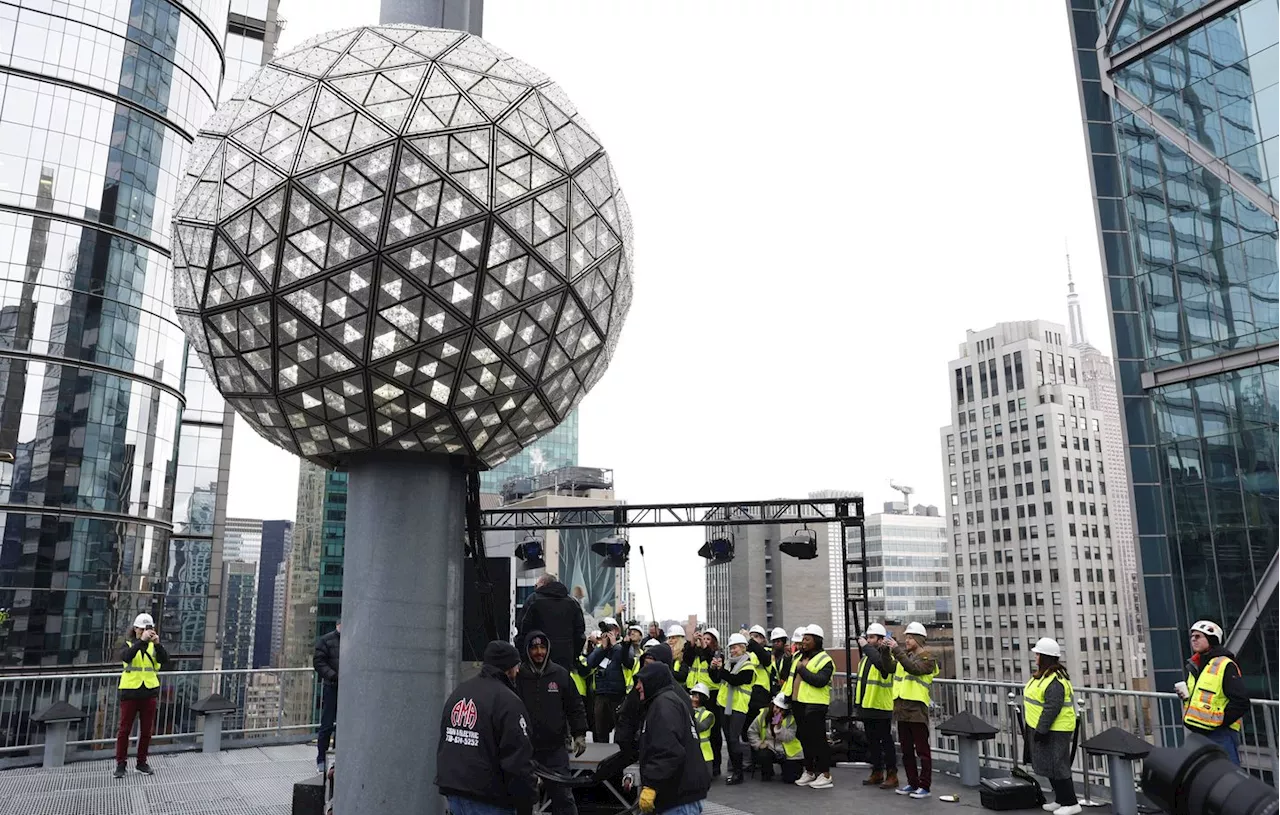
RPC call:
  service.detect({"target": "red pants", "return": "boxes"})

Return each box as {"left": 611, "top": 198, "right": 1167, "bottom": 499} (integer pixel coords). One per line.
{"left": 898, "top": 720, "right": 932, "bottom": 790}
{"left": 115, "top": 696, "right": 158, "bottom": 764}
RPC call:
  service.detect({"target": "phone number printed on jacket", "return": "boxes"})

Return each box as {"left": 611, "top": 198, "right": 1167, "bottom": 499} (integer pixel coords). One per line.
{"left": 446, "top": 698, "right": 480, "bottom": 747}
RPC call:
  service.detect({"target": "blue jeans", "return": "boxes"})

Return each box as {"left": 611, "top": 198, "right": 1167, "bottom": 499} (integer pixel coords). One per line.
{"left": 1200, "top": 726, "right": 1241, "bottom": 765}
{"left": 447, "top": 796, "right": 515, "bottom": 815}
{"left": 658, "top": 802, "right": 703, "bottom": 815}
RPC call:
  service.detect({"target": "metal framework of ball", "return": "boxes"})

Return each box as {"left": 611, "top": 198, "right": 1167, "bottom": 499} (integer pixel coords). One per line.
{"left": 171, "top": 26, "right": 633, "bottom": 469}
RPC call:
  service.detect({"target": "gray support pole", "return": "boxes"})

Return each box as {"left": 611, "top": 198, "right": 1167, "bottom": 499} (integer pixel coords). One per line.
{"left": 335, "top": 452, "right": 467, "bottom": 815}
{"left": 42, "top": 722, "right": 69, "bottom": 768}
{"left": 957, "top": 740, "right": 980, "bottom": 787}
{"left": 1106, "top": 756, "right": 1137, "bottom": 815}
{"left": 202, "top": 713, "right": 224, "bottom": 753}
{"left": 380, "top": 0, "right": 483, "bottom": 34}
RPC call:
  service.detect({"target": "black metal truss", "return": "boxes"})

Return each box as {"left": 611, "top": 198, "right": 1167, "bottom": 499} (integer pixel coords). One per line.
{"left": 476, "top": 495, "right": 864, "bottom": 532}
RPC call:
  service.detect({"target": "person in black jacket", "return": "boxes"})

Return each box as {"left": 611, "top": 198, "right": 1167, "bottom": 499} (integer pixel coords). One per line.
{"left": 518, "top": 574, "right": 586, "bottom": 671}
{"left": 515, "top": 631, "right": 587, "bottom": 815}
{"left": 313, "top": 622, "right": 341, "bottom": 772}
{"left": 114, "top": 613, "right": 169, "bottom": 778}
{"left": 585, "top": 618, "right": 633, "bottom": 742}
{"left": 437, "top": 641, "right": 537, "bottom": 815}
{"left": 615, "top": 643, "right": 674, "bottom": 758}
{"left": 768, "top": 629, "right": 792, "bottom": 694}
{"left": 635, "top": 662, "right": 711, "bottom": 815}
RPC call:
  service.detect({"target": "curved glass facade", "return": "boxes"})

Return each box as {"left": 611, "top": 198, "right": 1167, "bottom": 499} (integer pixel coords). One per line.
{"left": 0, "top": 0, "right": 223, "bottom": 665}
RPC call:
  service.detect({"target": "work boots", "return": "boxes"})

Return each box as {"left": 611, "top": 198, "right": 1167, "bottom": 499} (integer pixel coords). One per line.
{"left": 879, "top": 770, "right": 900, "bottom": 790}
{"left": 863, "top": 770, "right": 885, "bottom": 786}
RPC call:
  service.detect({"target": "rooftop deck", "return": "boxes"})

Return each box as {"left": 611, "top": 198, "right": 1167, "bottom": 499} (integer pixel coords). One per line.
{"left": 0, "top": 743, "right": 1120, "bottom": 815}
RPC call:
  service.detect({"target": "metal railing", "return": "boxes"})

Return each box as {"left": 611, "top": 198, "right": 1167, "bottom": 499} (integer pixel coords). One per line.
{"left": 0, "top": 667, "right": 324, "bottom": 762}
{"left": 831, "top": 675, "right": 1279, "bottom": 798}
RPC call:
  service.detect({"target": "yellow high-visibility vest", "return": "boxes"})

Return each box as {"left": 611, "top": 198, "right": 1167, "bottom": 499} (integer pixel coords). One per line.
{"left": 693, "top": 707, "right": 714, "bottom": 761}
{"left": 119, "top": 641, "right": 160, "bottom": 690}
{"left": 789, "top": 651, "right": 832, "bottom": 705}
{"left": 855, "top": 656, "right": 894, "bottom": 712}
{"left": 571, "top": 655, "right": 590, "bottom": 697}
{"left": 754, "top": 711, "right": 802, "bottom": 758}
{"left": 893, "top": 660, "right": 938, "bottom": 705}
{"left": 1023, "top": 674, "right": 1076, "bottom": 732}
{"left": 1185, "top": 656, "right": 1243, "bottom": 733}
{"left": 726, "top": 654, "right": 758, "bottom": 713}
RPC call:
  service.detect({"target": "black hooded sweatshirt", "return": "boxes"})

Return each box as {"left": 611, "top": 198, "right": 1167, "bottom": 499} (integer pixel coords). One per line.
{"left": 1185, "top": 644, "right": 1251, "bottom": 732}
{"left": 436, "top": 664, "right": 536, "bottom": 808}
{"left": 636, "top": 662, "right": 711, "bottom": 811}
{"left": 514, "top": 630, "right": 588, "bottom": 753}
{"left": 616, "top": 643, "right": 673, "bottom": 755}
{"left": 517, "top": 581, "right": 585, "bottom": 669}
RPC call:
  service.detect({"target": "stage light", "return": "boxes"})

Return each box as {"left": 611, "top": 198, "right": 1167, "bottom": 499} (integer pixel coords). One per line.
{"left": 697, "top": 536, "right": 735, "bottom": 564}
{"left": 515, "top": 535, "right": 545, "bottom": 569}
{"left": 591, "top": 535, "right": 630, "bottom": 568}
{"left": 779, "top": 528, "right": 818, "bottom": 560}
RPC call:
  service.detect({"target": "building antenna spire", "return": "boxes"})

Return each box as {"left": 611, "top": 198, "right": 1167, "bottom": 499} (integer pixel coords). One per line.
{"left": 1066, "top": 238, "right": 1087, "bottom": 346}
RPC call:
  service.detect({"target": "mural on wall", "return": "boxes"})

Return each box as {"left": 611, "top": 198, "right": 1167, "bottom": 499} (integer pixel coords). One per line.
{"left": 558, "top": 512, "right": 617, "bottom": 628}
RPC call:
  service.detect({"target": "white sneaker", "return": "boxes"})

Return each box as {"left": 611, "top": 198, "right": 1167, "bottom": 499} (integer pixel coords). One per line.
{"left": 1043, "top": 805, "right": 1060, "bottom": 812}
{"left": 808, "top": 774, "right": 833, "bottom": 789}
{"left": 795, "top": 771, "right": 815, "bottom": 786}
{"left": 1054, "top": 806, "right": 1084, "bottom": 815}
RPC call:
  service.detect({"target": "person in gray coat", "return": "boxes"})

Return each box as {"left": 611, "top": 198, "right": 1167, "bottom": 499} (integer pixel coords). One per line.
{"left": 1024, "top": 638, "right": 1081, "bottom": 815}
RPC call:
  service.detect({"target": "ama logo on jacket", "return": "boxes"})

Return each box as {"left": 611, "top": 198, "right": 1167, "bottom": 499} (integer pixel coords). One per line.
{"left": 451, "top": 698, "right": 478, "bottom": 730}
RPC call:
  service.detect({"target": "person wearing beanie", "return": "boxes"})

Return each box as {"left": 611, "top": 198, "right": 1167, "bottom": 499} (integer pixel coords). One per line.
{"left": 1179, "top": 620, "right": 1250, "bottom": 765}
{"left": 788, "top": 625, "right": 834, "bottom": 789}
{"left": 615, "top": 642, "right": 674, "bottom": 759}
{"left": 515, "top": 631, "right": 587, "bottom": 815}
{"left": 634, "top": 662, "right": 711, "bottom": 815}
{"left": 436, "top": 641, "right": 536, "bottom": 815}
{"left": 889, "top": 624, "right": 938, "bottom": 799}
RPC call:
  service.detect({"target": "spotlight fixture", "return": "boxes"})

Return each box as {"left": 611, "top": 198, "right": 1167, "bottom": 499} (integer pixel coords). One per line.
{"left": 697, "top": 536, "right": 735, "bottom": 564}
{"left": 779, "top": 528, "right": 818, "bottom": 560}
{"left": 514, "top": 534, "right": 545, "bottom": 569}
{"left": 591, "top": 535, "right": 631, "bottom": 568}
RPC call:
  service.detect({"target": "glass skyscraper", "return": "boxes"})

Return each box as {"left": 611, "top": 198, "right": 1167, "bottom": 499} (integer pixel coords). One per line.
{"left": 1067, "top": 0, "right": 1277, "bottom": 711}
{"left": 0, "top": 0, "right": 229, "bottom": 666}
{"left": 480, "top": 409, "right": 579, "bottom": 494}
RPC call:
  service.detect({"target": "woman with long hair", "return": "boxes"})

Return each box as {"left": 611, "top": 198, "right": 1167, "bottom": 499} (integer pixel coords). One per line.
{"left": 114, "top": 613, "right": 169, "bottom": 778}
{"left": 1024, "top": 638, "right": 1081, "bottom": 815}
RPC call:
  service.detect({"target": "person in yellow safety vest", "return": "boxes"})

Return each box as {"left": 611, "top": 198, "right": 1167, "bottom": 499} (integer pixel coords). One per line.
{"left": 690, "top": 683, "right": 716, "bottom": 773}
{"left": 853, "top": 622, "right": 898, "bottom": 790}
{"left": 709, "top": 633, "right": 758, "bottom": 785}
{"left": 747, "top": 692, "right": 805, "bottom": 783}
{"left": 889, "top": 622, "right": 938, "bottom": 799}
{"left": 695, "top": 628, "right": 725, "bottom": 777}
{"left": 743, "top": 625, "right": 774, "bottom": 762}
{"left": 788, "top": 624, "right": 834, "bottom": 790}
{"left": 114, "top": 613, "right": 170, "bottom": 778}
{"left": 623, "top": 625, "right": 646, "bottom": 689}
{"left": 1178, "top": 620, "right": 1250, "bottom": 766}
{"left": 767, "top": 628, "right": 792, "bottom": 695}
{"left": 666, "top": 625, "right": 691, "bottom": 688}
{"left": 1023, "top": 638, "right": 1081, "bottom": 815}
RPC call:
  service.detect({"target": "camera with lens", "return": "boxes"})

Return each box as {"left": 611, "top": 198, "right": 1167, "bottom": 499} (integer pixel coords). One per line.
{"left": 1141, "top": 735, "right": 1277, "bottom": 815}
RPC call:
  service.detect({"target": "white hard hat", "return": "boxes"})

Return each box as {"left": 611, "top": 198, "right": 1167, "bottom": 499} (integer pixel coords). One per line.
{"left": 600, "top": 617, "right": 619, "bottom": 629}
{"left": 770, "top": 627, "right": 789, "bottom": 641}
{"left": 905, "top": 622, "right": 928, "bottom": 638}
{"left": 629, "top": 624, "right": 645, "bottom": 634}
{"left": 666, "top": 625, "right": 685, "bottom": 638}
{"left": 1190, "top": 620, "right": 1224, "bottom": 640}
{"left": 133, "top": 613, "right": 154, "bottom": 629}
{"left": 728, "top": 633, "right": 748, "bottom": 647}
{"left": 703, "top": 627, "right": 721, "bottom": 642}
{"left": 804, "top": 624, "right": 825, "bottom": 639}
{"left": 691, "top": 683, "right": 710, "bottom": 698}
{"left": 865, "top": 623, "right": 888, "bottom": 637}
{"left": 791, "top": 627, "right": 805, "bottom": 643}
{"left": 749, "top": 625, "right": 767, "bottom": 637}
{"left": 1032, "top": 637, "right": 1062, "bottom": 657}
{"left": 772, "top": 693, "right": 790, "bottom": 709}
{"left": 643, "top": 639, "right": 661, "bottom": 649}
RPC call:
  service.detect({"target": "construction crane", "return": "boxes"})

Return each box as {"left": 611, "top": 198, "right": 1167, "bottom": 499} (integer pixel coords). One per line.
{"left": 889, "top": 479, "right": 914, "bottom": 510}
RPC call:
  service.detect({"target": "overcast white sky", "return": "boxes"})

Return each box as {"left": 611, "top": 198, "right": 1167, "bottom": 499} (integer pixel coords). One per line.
{"left": 227, "top": 0, "right": 1114, "bottom": 622}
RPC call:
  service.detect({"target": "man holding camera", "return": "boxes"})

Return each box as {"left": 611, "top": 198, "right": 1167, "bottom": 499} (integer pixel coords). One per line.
{"left": 1178, "top": 620, "right": 1250, "bottom": 764}
{"left": 585, "top": 618, "right": 634, "bottom": 742}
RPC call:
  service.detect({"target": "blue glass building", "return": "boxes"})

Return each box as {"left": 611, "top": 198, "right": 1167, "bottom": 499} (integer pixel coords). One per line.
{"left": 1066, "top": 0, "right": 1277, "bottom": 716}
{"left": 480, "top": 409, "right": 579, "bottom": 494}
